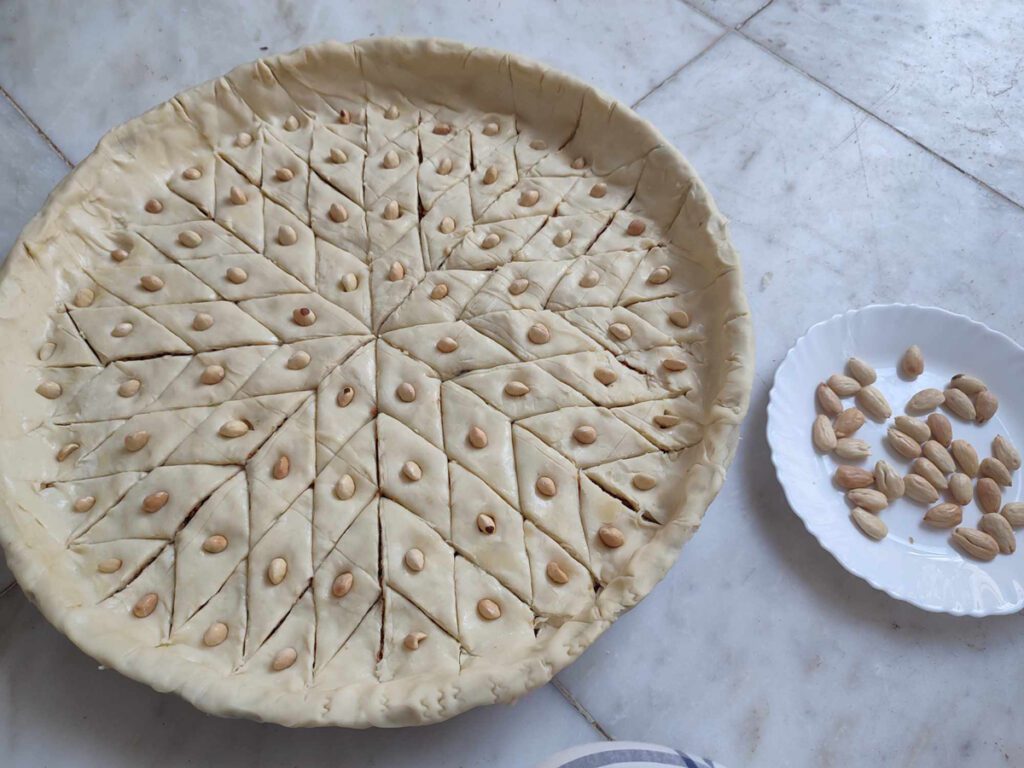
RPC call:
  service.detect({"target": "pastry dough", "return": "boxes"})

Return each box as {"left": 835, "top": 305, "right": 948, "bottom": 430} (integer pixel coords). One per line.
{"left": 0, "top": 38, "right": 753, "bottom": 727}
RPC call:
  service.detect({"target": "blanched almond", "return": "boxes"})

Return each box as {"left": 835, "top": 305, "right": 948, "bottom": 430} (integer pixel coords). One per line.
{"left": 979, "top": 513, "right": 1015, "bottom": 554}
{"left": 833, "top": 408, "right": 865, "bottom": 438}
{"left": 834, "top": 465, "right": 874, "bottom": 490}
{"left": 816, "top": 383, "right": 842, "bottom": 416}
{"left": 952, "top": 527, "right": 998, "bottom": 561}
{"left": 1001, "top": 502, "right": 1024, "bottom": 527}
{"left": 943, "top": 388, "right": 976, "bottom": 421}
{"left": 900, "top": 345, "right": 924, "bottom": 378}
{"left": 847, "top": 488, "right": 887, "bottom": 512}
{"left": 895, "top": 416, "right": 930, "bottom": 444}
{"left": 846, "top": 357, "right": 876, "bottom": 385}
{"left": 923, "top": 503, "right": 962, "bottom": 529}
{"left": 904, "top": 474, "right": 939, "bottom": 504}
{"left": 976, "top": 477, "right": 1002, "bottom": 515}
{"left": 921, "top": 440, "right": 955, "bottom": 475}
{"left": 875, "top": 460, "right": 905, "bottom": 500}
{"left": 856, "top": 385, "right": 891, "bottom": 421}
{"left": 887, "top": 428, "right": 922, "bottom": 459}
{"left": 925, "top": 413, "right": 952, "bottom": 447}
{"left": 911, "top": 457, "right": 948, "bottom": 491}
{"left": 980, "top": 457, "right": 1012, "bottom": 487}
{"left": 993, "top": 435, "right": 1021, "bottom": 471}
{"left": 950, "top": 439, "right": 980, "bottom": 477}
{"left": 949, "top": 374, "right": 987, "bottom": 395}
{"left": 812, "top": 415, "right": 837, "bottom": 453}
{"left": 906, "top": 388, "right": 944, "bottom": 413}
{"left": 835, "top": 438, "right": 870, "bottom": 460}
{"left": 948, "top": 473, "right": 973, "bottom": 506}
{"left": 975, "top": 390, "right": 998, "bottom": 424}
{"left": 851, "top": 507, "right": 887, "bottom": 540}
{"left": 827, "top": 374, "right": 861, "bottom": 397}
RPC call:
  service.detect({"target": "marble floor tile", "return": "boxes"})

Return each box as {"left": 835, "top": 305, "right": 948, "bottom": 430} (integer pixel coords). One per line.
{"left": 0, "top": 588, "right": 599, "bottom": 768}
{"left": 745, "top": 0, "right": 1024, "bottom": 207}
{"left": 0, "top": 0, "right": 722, "bottom": 164}
{"left": 0, "top": 92, "right": 69, "bottom": 259}
{"left": 686, "top": 0, "right": 772, "bottom": 28}
{"left": 555, "top": 33, "right": 1024, "bottom": 768}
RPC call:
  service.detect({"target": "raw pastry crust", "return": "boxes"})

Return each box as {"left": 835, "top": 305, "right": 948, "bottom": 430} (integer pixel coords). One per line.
{"left": 0, "top": 38, "right": 753, "bottom": 727}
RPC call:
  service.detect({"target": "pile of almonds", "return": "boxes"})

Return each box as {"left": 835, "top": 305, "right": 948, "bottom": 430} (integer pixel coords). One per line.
{"left": 813, "top": 346, "right": 1022, "bottom": 561}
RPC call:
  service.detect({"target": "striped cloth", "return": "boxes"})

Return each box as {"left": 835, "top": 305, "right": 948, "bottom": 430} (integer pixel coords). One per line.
{"left": 536, "top": 741, "right": 725, "bottom": 768}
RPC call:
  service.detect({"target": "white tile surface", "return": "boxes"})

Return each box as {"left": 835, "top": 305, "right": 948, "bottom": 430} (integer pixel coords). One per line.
{"left": 0, "top": 589, "right": 598, "bottom": 768}
{"left": 0, "top": 0, "right": 722, "bottom": 163}
{"left": 687, "top": 0, "right": 772, "bottom": 27}
{"left": 0, "top": 93, "right": 69, "bottom": 257}
{"left": 745, "top": 0, "right": 1024, "bottom": 206}
{"left": 556, "top": 33, "right": 1024, "bottom": 768}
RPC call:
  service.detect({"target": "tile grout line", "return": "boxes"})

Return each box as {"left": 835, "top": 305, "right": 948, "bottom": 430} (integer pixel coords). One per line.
{"left": 552, "top": 678, "right": 614, "bottom": 741}
{"left": 0, "top": 84, "right": 74, "bottom": 169}
{"left": 0, "top": 580, "right": 18, "bottom": 601}
{"left": 672, "top": 0, "right": 1024, "bottom": 215}
{"left": 630, "top": 28, "right": 731, "bottom": 112}
{"left": 736, "top": 0, "right": 776, "bottom": 30}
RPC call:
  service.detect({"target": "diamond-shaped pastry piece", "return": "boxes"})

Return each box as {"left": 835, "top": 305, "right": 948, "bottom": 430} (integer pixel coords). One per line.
{"left": 454, "top": 556, "right": 534, "bottom": 657}
{"left": 172, "top": 471, "right": 249, "bottom": 628}
{"left": 377, "top": 415, "right": 451, "bottom": 537}
{"left": 71, "top": 537, "right": 168, "bottom": 600}
{"left": 518, "top": 405, "right": 656, "bottom": 469}
{"left": 166, "top": 391, "right": 307, "bottom": 465}
{"left": 136, "top": 220, "right": 254, "bottom": 261}
{"left": 239, "top": 292, "right": 369, "bottom": 340}
{"left": 170, "top": 563, "right": 247, "bottom": 673}
{"left": 454, "top": 360, "right": 590, "bottom": 420}
{"left": 315, "top": 342, "right": 376, "bottom": 464}
{"left": 144, "top": 301, "right": 278, "bottom": 350}
{"left": 586, "top": 447, "right": 703, "bottom": 525}
{"left": 88, "top": 264, "right": 218, "bottom": 307}
{"left": 69, "top": 305, "right": 192, "bottom": 362}
{"left": 381, "top": 498, "right": 457, "bottom": 635}
{"left": 517, "top": 213, "right": 612, "bottom": 262}
{"left": 101, "top": 544, "right": 175, "bottom": 644}
{"left": 310, "top": 126, "right": 366, "bottom": 207}
{"left": 313, "top": 546, "right": 380, "bottom": 672}
{"left": 449, "top": 463, "right": 531, "bottom": 603}
{"left": 315, "top": 239, "right": 370, "bottom": 326}
{"left": 545, "top": 251, "right": 646, "bottom": 311}
{"left": 511, "top": 425, "right": 588, "bottom": 560}
{"left": 578, "top": 474, "right": 658, "bottom": 584}
{"left": 213, "top": 156, "right": 264, "bottom": 252}
{"left": 80, "top": 464, "right": 237, "bottom": 543}
{"left": 375, "top": 340, "right": 443, "bottom": 448}
{"left": 241, "top": 590, "right": 315, "bottom": 689}
{"left": 523, "top": 522, "right": 595, "bottom": 620}
{"left": 247, "top": 395, "right": 315, "bottom": 543}
{"left": 245, "top": 490, "right": 313, "bottom": 655}
{"left": 383, "top": 321, "right": 518, "bottom": 380}
{"left": 441, "top": 381, "right": 518, "bottom": 507}
{"left": 379, "top": 587, "right": 459, "bottom": 683}
{"left": 181, "top": 252, "right": 309, "bottom": 301}
{"left": 381, "top": 270, "right": 488, "bottom": 332}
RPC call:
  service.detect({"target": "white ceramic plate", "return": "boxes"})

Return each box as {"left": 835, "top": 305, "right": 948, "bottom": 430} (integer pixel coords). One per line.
{"left": 767, "top": 304, "right": 1024, "bottom": 616}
